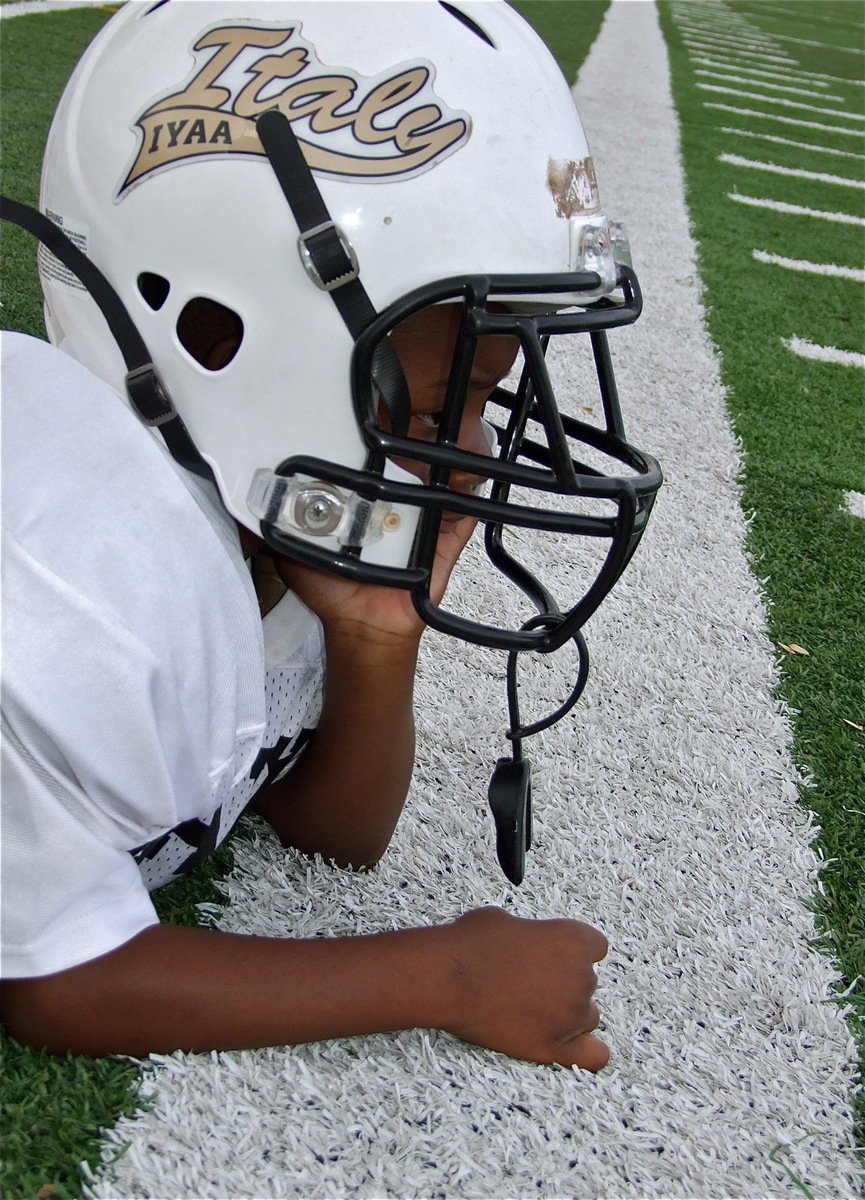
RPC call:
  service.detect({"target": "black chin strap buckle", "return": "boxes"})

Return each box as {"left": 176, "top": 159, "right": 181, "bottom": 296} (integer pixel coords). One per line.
{"left": 488, "top": 756, "right": 533, "bottom": 885}
{"left": 125, "top": 362, "right": 175, "bottom": 426}
{"left": 297, "top": 221, "right": 359, "bottom": 292}
{"left": 487, "top": 615, "right": 591, "bottom": 885}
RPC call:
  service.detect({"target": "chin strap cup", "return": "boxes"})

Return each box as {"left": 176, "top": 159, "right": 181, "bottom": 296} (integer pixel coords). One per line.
{"left": 486, "top": 620, "right": 590, "bottom": 884}
{"left": 487, "top": 756, "right": 533, "bottom": 886}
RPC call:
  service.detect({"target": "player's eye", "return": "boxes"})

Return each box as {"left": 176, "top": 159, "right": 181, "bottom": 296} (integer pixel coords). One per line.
{"left": 414, "top": 411, "right": 444, "bottom": 430}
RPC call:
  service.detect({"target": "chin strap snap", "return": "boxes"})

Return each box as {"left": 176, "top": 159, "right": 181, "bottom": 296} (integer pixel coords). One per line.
{"left": 488, "top": 619, "right": 590, "bottom": 884}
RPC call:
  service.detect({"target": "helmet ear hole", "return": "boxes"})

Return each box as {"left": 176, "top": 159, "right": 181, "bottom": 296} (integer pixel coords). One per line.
{"left": 176, "top": 297, "right": 244, "bottom": 372}
{"left": 137, "top": 271, "right": 170, "bottom": 311}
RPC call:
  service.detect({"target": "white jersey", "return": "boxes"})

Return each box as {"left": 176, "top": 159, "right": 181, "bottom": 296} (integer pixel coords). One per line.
{"left": 1, "top": 333, "right": 323, "bottom": 979}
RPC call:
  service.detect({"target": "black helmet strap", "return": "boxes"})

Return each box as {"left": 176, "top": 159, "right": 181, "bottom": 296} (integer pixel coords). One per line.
{"left": 255, "top": 109, "right": 410, "bottom": 438}
{"left": 0, "top": 194, "right": 211, "bottom": 480}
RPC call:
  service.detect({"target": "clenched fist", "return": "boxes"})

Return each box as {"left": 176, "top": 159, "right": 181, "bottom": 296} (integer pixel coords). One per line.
{"left": 444, "top": 906, "right": 609, "bottom": 1070}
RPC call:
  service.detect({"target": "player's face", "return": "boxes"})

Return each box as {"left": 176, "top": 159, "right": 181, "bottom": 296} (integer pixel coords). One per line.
{"left": 198, "top": 298, "right": 519, "bottom": 502}
{"left": 387, "top": 303, "right": 519, "bottom": 495}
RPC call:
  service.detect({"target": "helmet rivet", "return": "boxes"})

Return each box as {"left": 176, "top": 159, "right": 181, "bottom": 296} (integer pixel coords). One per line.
{"left": 294, "top": 487, "right": 343, "bottom": 536}
{"left": 383, "top": 512, "right": 402, "bottom": 532}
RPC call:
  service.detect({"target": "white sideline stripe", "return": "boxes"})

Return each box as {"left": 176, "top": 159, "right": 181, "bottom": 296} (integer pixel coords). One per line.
{"left": 721, "top": 126, "right": 865, "bottom": 162}
{"left": 729, "top": 191, "right": 865, "bottom": 225}
{"left": 705, "top": 101, "right": 865, "bottom": 138}
{"left": 696, "top": 68, "right": 844, "bottom": 101}
{"left": 0, "top": 0, "right": 107, "bottom": 15}
{"left": 843, "top": 491, "right": 865, "bottom": 519}
{"left": 719, "top": 153, "right": 865, "bottom": 190}
{"left": 692, "top": 52, "right": 865, "bottom": 88}
{"left": 698, "top": 82, "right": 865, "bottom": 121}
{"left": 784, "top": 337, "right": 865, "bottom": 368}
{"left": 753, "top": 249, "right": 865, "bottom": 283}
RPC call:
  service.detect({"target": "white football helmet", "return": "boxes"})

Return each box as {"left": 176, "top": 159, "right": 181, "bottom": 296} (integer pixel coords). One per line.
{"left": 35, "top": 0, "right": 661, "bottom": 655}
{"left": 3, "top": 0, "right": 668, "bottom": 882}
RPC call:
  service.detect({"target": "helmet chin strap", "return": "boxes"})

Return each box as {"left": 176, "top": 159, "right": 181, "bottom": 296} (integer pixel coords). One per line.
{"left": 2, "top": 174, "right": 590, "bottom": 886}
{"left": 254, "top": 109, "right": 411, "bottom": 438}
{"left": 489, "top": 622, "right": 591, "bottom": 884}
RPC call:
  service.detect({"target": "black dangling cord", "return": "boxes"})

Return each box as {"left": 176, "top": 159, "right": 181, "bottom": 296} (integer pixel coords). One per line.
{"left": 488, "top": 616, "right": 590, "bottom": 885}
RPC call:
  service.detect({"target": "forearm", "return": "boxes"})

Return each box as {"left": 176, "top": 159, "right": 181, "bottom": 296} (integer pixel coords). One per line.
{"left": 254, "top": 625, "right": 419, "bottom": 866}
{"left": 2, "top": 920, "right": 456, "bottom": 1058}
{"left": 3, "top": 910, "right": 610, "bottom": 1069}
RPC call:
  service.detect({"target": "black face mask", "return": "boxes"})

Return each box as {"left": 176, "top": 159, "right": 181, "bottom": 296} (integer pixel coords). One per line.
{"left": 254, "top": 110, "right": 662, "bottom": 657}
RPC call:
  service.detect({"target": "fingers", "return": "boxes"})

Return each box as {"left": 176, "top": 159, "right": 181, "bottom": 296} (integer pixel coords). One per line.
{"left": 570, "top": 920, "right": 608, "bottom": 964}
{"left": 584, "top": 1000, "right": 601, "bottom": 1034}
{"left": 566, "top": 1032, "right": 610, "bottom": 1073}
{"left": 446, "top": 907, "right": 612, "bottom": 1071}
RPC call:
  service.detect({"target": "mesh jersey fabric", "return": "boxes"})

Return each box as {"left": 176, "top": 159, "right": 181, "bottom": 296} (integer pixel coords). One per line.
{"left": 1, "top": 332, "right": 323, "bottom": 978}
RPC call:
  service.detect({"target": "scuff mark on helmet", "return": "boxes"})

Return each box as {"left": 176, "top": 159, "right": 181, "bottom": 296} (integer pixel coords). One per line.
{"left": 547, "top": 157, "right": 600, "bottom": 218}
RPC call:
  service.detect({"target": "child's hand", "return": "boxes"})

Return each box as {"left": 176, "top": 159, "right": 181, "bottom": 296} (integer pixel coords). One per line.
{"left": 445, "top": 906, "right": 609, "bottom": 1070}
{"left": 273, "top": 511, "right": 477, "bottom": 646}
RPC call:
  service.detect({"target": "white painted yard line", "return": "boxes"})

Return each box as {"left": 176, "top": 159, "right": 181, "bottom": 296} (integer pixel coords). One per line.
{"left": 784, "top": 337, "right": 865, "bottom": 368}
{"left": 672, "top": 17, "right": 779, "bottom": 42}
{"left": 695, "top": 68, "right": 844, "bottom": 101}
{"left": 705, "top": 101, "right": 865, "bottom": 138}
{"left": 754, "top": 4, "right": 864, "bottom": 30}
{"left": 729, "top": 191, "right": 865, "bottom": 226}
{"left": 677, "top": 29, "right": 792, "bottom": 55}
{"left": 676, "top": 26, "right": 782, "bottom": 52}
{"left": 698, "top": 82, "right": 865, "bottom": 122}
{"left": 692, "top": 55, "right": 838, "bottom": 89}
{"left": 682, "top": 38, "right": 795, "bottom": 66}
{"left": 677, "top": 22, "right": 756, "bottom": 36}
{"left": 672, "top": 13, "right": 777, "bottom": 38}
{"left": 719, "top": 153, "right": 865, "bottom": 190}
{"left": 753, "top": 250, "right": 865, "bottom": 283}
{"left": 0, "top": 0, "right": 108, "bottom": 15}
{"left": 677, "top": 22, "right": 762, "bottom": 39}
{"left": 720, "top": 127, "right": 865, "bottom": 162}
{"left": 843, "top": 491, "right": 865, "bottom": 519}
{"left": 772, "top": 32, "right": 864, "bottom": 56}
{"left": 692, "top": 52, "right": 865, "bottom": 89}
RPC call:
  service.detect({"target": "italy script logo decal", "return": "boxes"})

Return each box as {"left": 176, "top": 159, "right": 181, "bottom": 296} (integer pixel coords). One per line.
{"left": 119, "top": 22, "right": 471, "bottom": 195}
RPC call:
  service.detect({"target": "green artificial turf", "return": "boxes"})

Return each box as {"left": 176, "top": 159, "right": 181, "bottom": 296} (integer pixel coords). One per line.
{"left": 1, "top": 8, "right": 116, "bottom": 335}
{"left": 656, "top": 0, "right": 865, "bottom": 1147}
{"left": 510, "top": 0, "right": 610, "bottom": 85}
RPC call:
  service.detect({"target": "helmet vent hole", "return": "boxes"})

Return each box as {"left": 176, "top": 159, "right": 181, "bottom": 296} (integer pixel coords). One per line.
{"left": 176, "top": 297, "right": 244, "bottom": 372}
{"left": 137, "top": 272, "right": 170, "bottom": 311}
{"left": 438, "top": 2, "right": 495, "bottom": 48}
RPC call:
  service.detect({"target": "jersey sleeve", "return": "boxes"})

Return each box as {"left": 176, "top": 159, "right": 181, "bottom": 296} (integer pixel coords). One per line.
{"left": 0, "top": 530, "right": 212, "bottom": 979}
{"left": 1, "top": 334, "right": 269, "bottom": 978}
